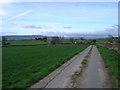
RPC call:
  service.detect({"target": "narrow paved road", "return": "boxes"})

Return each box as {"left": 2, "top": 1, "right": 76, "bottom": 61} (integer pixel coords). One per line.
{"left": 29, "top": 45, "right": 92, "bottom": 88}
{"left": 80, "top": 45, "right": 110, "bottom": 88}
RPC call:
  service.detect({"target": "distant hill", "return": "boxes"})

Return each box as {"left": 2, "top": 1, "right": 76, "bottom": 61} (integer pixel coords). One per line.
{"left": 1, "top": 34, "right": 117, "bottom": 41}
{"left": 2, "top": 35, "right": 43, "bottom": 41}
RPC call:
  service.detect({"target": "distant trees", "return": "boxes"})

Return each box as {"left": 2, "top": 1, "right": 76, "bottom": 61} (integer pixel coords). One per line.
{"left": 43, "top": 36, "right": 47, "bottom": 42}
{"left": 93, "top": 39, "right": 96, "bottom": 44}
{"left": 35, "top": 36, "right": 47, "bottom": 42}
{"left": 50, "top": 36, "right": 60, "bottom": 45}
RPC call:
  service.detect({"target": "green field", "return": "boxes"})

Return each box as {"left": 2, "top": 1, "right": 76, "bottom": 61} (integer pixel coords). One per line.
{"left": 97, "top": 45, "right": 119, "bottom": 88}
{"left": 62, "top": 38, "right": 118, "bottom": 44}
{"left": 1, "top": 38, "right": 118, "bottom": 46}
{"left": 4, "top": 40, "right": 48, "bottom": 45}
{"left": 3, "top": 45, "right": 88, "bottom": 88}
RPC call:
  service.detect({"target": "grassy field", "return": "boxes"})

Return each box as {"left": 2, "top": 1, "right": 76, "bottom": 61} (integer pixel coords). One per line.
{"left": 95, "top": 39, "right": 118, "bottom": 44}
{"left": 3, "top": 45, "right": 88, "bottom": 88}
{"left": 1, "top": 38, "right": 118, "bottom": 46}
{"left": 96, "top": 45, "right": 119, "bottom": 88}
{"left": 3, "top": 40, "right": 48, "bottom": 45}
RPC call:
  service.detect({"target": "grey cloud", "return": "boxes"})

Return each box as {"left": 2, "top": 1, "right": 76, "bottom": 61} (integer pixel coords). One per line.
{"left": 23, "top": 24, "right": 42, "bottom": 29}
{"left": 39, "top": 26, "right": 118, "bottom": 38}
{"left": 104, "top": 25, "right": 118, "bottom": 36}
{"left": 63, "top": 26, "right": 72, "bottom": 29}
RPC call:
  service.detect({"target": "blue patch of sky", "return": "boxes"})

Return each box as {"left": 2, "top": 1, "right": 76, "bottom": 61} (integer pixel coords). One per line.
{"left": 2, "top": 2, "right": 118, "bottom": 36}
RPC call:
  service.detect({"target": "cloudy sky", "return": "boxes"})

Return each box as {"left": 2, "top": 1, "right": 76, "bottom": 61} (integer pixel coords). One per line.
{"left": 1, "top": 1, "right": 118, "bottom": 38}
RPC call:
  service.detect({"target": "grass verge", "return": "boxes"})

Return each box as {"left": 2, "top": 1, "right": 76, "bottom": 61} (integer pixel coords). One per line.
{"left": 96, "top": 45, "right": 119, "bottom": 88}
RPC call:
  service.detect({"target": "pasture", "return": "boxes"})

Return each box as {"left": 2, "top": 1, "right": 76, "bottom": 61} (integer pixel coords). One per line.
{"left": 3, "top": 45, "right": 88, "bottom": 88}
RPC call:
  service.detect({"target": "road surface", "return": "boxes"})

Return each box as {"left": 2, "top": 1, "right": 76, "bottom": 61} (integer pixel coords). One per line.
{"left": 66, "top": 45, "right": 111, "bottom": 88}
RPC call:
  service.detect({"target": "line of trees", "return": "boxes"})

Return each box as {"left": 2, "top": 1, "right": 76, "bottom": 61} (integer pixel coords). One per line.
{"left": 35, "top": 36, "right": 47, "bottom": 42}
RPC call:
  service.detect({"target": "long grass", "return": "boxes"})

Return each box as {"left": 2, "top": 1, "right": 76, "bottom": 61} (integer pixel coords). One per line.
{"left": 3, "top": 45, "right": 88, "bottom": 88}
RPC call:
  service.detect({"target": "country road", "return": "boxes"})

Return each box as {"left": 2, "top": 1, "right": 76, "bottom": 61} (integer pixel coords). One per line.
{"left": 29, "top": 45, "right": 110, "bottom": 88}
{"left": 67, "top": 45, "right": 111, "bottom": 88}
{"left": 79, "top": 45, "right": 111, "bottom": 88}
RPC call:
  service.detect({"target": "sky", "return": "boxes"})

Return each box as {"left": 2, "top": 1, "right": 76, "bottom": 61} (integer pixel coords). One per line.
{"left": 0, "top": 1, "right": 119, "bottom": 38}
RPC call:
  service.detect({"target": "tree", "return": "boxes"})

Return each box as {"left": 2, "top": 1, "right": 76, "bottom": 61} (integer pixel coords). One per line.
{"left": 43, "top": 36, "right": 47, "bottom": 42}
{"left": 93, "top": 39, "right": 96, "bottom": 44}
{"left": 35, "top": 38, "right": 38, "bottom": 40}
{"left": 50, "top": 36, "right": 60, "bottom": 45}
{"left": 38, "top": 38, "right": 42, "bottom": 40}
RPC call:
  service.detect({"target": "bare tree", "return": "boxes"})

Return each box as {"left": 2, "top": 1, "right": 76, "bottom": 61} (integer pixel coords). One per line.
{"left": 50, "top": 36, "right": 60, "bottom": 45}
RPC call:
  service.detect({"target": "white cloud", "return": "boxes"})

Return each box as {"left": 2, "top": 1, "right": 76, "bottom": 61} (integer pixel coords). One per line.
{"left": 7, "top": 10, "right": 32, "bottom": 20}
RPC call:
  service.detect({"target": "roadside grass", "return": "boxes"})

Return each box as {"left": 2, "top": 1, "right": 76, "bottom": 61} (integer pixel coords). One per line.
{"left": 3, "top": 45, "right": 88, "bottom": 88}
{"left": 96, "top": 45, "right": 119, "bottom": 88}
